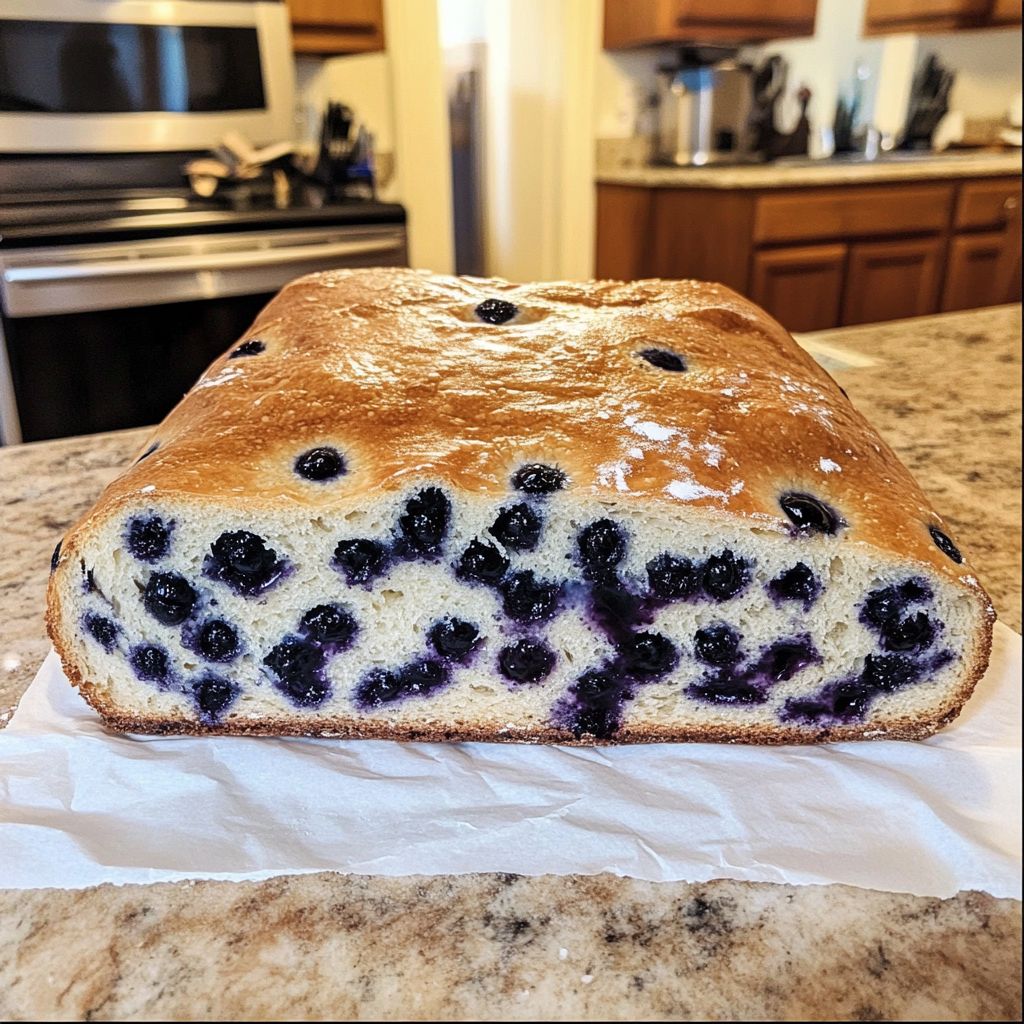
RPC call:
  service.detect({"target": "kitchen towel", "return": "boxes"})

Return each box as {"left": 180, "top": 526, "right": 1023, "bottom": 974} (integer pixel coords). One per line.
{"left": 0, "top": 624, "right": 1019, "bottom": 897}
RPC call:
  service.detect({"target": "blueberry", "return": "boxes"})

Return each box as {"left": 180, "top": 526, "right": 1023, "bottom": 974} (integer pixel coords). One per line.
{"left": 84, "top": 613, "right": 118, "bottom": 652}
{"left": 398, "top": 658, "right": 450, "bottom": 697}
{"left": 194, "top": 675, "right": 238, "bottom": 719}
{"left": 143, "top": 572, "right": 197, "bottom": 625}
{"left": 206, "top": 531, "right": 285, "bottom": 595}
{"left": 567, "top": 670, "right": 622, "bottom": 739}
{"left": 429, "top": 618, "right": 481, "bottom": 661}
{"left": 489, "top": 504, "right": 542, "bottom": 552}
{"left": 694, "top": 624, "right": 741, "bottom": 666}
{"left": 294, "top": 446, "right": 347, "bottom": 482}
{"left": 130, "top": 645, "right": 169, "bottom": 683}
{"left": 577, "top": 519, "right": 627, "bottom": 580}
{"left": 929, "top": 525, "right": 963, "bottom": 564}
{"left": 501, "top": 571, "right": 562, "bottom": 622}
{"left": 300, "top": 604, "right": 357, "bottom": 646}
{"left": 590, "top": 582, "right": 650, "bottom": 640}
{"left": 126, "top": 515, "right": 172, "bottom": 563}
{"left": 229, "top": 339, "right": 265, "bottom": 358}
{"left": 768, "top": 562, "right": 820, "bottom": 605}
{"left": 136, "top": 441, "right": 159, "bottom": 463}
{"left": 883, "top": 612, "right": 935, "bottom": 653}
{"left": 398, "top": 487, "right": 451, "bottom": 557}
{"left": 831, "top": 681, "right": 874, "bottom": 719}
{"left": 475, "top": 298, "right": 518, "bottom": 325}
{"left": 333, "top": 538, "right": 389, "bottom": 585}
{"left": 574, "top": 670, "right": 619, "bottom": 703}
{"left": 702, "top": 550, "right": 751, "bottom": 601}
{"left": 779, "top": 492, "right": 844, "bottom": 535}
{"left": 862, "top": 653, "right": 920, "bottom": 692}
{"left": 498, "top": 638, "right": 556, "bottom": 683}
{"left": 759, "top": 638, "right": 818, "bottom": 682}
{"left": 511, "top": 464, "right": 566, "bottom": 495}
{"left": 356, "top": 667, "right": 404, "bottom": 707}
{"left": 617, "top": 631, "right": 677, "bottom": 678}
{"left": 456, "top": 539, "right": 509, "bottom": 585}
{"left": 861, "top": 579, "right": 932, "bottom": 633}
{"left": 50, "top": 540, "right": 61, "bottom": 574}
{"left": 197, "top": 619, "right": 239, "bottom": 662}
{"left": 638, "top": 347, "right": 687, "bottom": 372}
{"left": 687, "top": 678, "right": 766, "bottom": 705}
{"left": 646, "top": 553, "right": 699, "bottom": 600}
{"left": 263, "top": 637, "right": 330, "bottom": 707}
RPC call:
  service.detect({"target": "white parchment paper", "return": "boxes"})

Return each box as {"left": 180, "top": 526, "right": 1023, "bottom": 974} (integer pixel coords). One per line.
{"left": 1, "top": 624, "right": 1019, "bottom": 896}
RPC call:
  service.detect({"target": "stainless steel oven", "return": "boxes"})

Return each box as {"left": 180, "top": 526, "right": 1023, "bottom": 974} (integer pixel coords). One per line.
{"left": 0, "top": 211, "right": 407, "bottom": 443}
{"left": 0, "top": 0, "right": 294, "bottom": 153}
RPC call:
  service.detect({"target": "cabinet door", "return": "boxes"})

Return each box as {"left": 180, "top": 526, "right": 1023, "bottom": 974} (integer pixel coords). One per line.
{"left": 942, "top": 233, "right": 1010, "bottom": 312}
{"left": 864, "top": 0, "right": 990, "bottom": 33}
{"left": 750, "top": 245, "right": 847, "bottom": 332}
{"left": 841, "top": 237, "right": 944, "bottom": 326}
{"left": 990, "top": 0, "right": 1022, "bottom": 24}
{"left": 595, "top": 186, "right": 655, "bottom": 280}
{"left": 288, "top": 0, "right": 385, "bottom": 54}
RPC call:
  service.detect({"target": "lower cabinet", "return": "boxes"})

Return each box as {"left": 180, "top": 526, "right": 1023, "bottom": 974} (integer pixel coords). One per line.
{"left": 942, "top": 232, "right": 1011, "bottom": 312}
{"left": 840, "top": 236, "right": 945, "bottom": 326}
{"left": 750, "top": 244, "right": 847, "bottom": 331}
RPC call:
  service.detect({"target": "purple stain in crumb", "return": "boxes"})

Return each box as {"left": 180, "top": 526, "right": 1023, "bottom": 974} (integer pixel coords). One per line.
{"left": 193, "top": 675, "right": 239, "bottom": 721}
{"left": 553, "top": 670, "right": 626, "bottom": 740}
{"left": 204, "top": 530, "right": 290, "bottom": 597}
{"left": 84, "top": 613, "right": 118, "bottom": 652}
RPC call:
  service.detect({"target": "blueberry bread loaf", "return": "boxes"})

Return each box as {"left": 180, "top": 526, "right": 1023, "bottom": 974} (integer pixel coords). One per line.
{"left": 47, "top": 269, "right": 994, "bottom": 743}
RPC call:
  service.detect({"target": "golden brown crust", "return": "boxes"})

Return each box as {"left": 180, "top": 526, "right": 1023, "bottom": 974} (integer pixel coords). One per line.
{"left": 45, "top": 269, "right": 996, "bottom": 743}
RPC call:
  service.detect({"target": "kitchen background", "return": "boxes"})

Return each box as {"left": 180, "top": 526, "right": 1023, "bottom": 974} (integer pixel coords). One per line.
{"left": 0, "top": 0, "right": 1020, "bottom": 446}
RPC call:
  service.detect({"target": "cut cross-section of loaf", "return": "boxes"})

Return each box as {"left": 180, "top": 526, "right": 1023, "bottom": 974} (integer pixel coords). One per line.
{"left": 47, "top": 270, "right": 994, "bottom": 743}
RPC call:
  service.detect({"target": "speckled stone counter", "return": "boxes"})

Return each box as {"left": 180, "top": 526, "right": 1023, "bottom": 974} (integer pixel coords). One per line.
{"left": 0, "top": 307, "right": 1020, "bottom": 1020}
{"left": 595, "top": 148, "right": 1022, "bottom": 189}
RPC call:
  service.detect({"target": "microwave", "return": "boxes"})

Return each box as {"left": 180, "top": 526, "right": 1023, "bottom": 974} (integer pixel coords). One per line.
{"left": 0, "top": 0, "right": 295, "bottom": 153}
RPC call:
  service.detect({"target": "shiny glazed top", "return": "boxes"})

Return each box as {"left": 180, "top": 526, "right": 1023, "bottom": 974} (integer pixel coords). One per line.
{"left": 85, "top": 268, "right": 980, "bottom": 589}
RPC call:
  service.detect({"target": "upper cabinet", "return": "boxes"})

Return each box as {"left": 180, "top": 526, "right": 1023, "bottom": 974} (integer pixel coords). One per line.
{"left": 288, "top": 0, "right": 386, "bottom": 55}
{"left": 603, "top": 0, "right": 818, "bottom": 49}
{"left": 863, "top": 0, "right": 1020, "bottom": 34}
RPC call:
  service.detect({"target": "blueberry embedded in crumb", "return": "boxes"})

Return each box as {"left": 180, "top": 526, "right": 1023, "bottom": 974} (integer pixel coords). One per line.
{"left": 501, "top": 571, "right": 562, "bottom": 622}
{"left": 429, "top": 618, "right": 481, "bottom": 662}
{"left": 498, "top": 638, "right": 556, "bottom": 684}
{"left": 50, "top": 540, "right": 62, "bottom": 574}
{"left": 264, "top": 637, "right": 330, "bottom": 707}
{"left": 333, "top": 538, "right": 389, "bottom": 586}
{"left": 194, "top": 675, "right": 239, "bottom": 720}
{"left": 399, "top": 659, "right": 450, "bottom": 697}
{"left": 206, "top": 530, "right": 286, "bottom": 596}
{"left": 143, "top": 572, "right": 197, "bottom": 626}
{"left": 882, "top": 612, "right": 935, "bottom": 653}
{"left": 646, "top": 554, "right": 699, "bottom": 601}
{"left": 511, "top": 464, "right": 566, "bottom": 495}
{"left": 229, "top": 339, "right": 265, "bottom": 358}
{"left": 702, "top": 550, "right": 751, "bottom": 601}
{"left": 758, "top": 638, "right": 819, "bottom": 682}
{"left": 84, "top": 613, "right": 118, "bottom": 652}
{"left": 617, "top": 631, "right": 678, "bottom": 679}
{"left": 356, "top": 667, "right": 404, "bottom": 706}
{"left": 637, "top": 348, "right": 687, "bottom": 372}
{"left": 779, "top": 492, "right": 845, "bottom": 536}
{"left": 768, "top": 562, "right": 820, "bottom": 605}
{"left": 456, "top": 539, "right": 509, "bottom": 585}
{"left": 126, "top": 515, "right": 173, "bottom": 563}
{"left": 489, "top": 503, "right": 542, "bottom": 552}
{"left": 474, "top": 298, "right": 518, "bottom": 325}
{"left": 929, "top": 525, "right": 963, "bottom": 564}
{"left": 197, "top": 619, "right": 240, "bottom": 662}
{"left": 687, "top": 678, "right": 767, "bottom": 706}
{"left": 694, "top": 624, "right": 741, "bottom": 666}
{"left": 861, "top": 653, "right": 920, "bottom": 692}
{"left": 355, "top": 658, "right": 450, "bottom": 706}
{"left": 130, "top": 645, "right": 169, "bottom": 684}
{"left": 300, "top": 604, "right": 358, "bottom": 647}
{"left": 577, "top": 519, "right": 627, "bottom": 581}
{"left": 397, "top": 487, "right": 452, "bottom": 557}
{"left": 294, "top": 446, "right": 347, "bottom": 482}
{"left": 567, "top": 670, "right": 622, "bottom": 739}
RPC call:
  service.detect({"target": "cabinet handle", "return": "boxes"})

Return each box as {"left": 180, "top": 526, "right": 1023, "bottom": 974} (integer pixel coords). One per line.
{"left": 1005, "top": 197, "right": 1020, "bottom": 211}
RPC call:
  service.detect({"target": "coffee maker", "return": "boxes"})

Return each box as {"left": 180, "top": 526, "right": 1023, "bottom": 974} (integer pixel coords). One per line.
{"left": 655, "top": 46, "right": 757, "bottom": 166}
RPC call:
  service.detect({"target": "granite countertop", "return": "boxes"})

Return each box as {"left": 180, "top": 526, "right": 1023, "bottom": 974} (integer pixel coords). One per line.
{"left": 0, "top": 306, "right": 1020, "bottom": 1020}
{"left": 596, "top": 149, "right": 1023, "bottom": 189}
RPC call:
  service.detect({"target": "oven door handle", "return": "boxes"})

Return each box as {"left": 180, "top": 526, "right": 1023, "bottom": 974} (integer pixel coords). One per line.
{"left": 3, "top": 237, "right": 404, "bottom": 284}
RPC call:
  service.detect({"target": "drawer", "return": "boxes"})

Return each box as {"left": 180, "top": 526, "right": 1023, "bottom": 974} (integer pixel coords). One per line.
{"left": 753, "top": 184, "right": 954, "bottom": 244}
{"left": 955, "top": 177, "right": 1022, "bottom": 230}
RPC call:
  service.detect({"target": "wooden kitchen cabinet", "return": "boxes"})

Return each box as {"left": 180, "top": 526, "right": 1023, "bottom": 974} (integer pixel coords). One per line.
{"left": 942, "top": 232, "right": 1014, "bottom": 311}
{"left": 288, "top": 0, "right": 385, "bottom": 54}
{"left": 863, "top": 0, "right": 1019, "bottom": 34}
{"left": 603, "top": 0, "right": 817, "bottom": 48}
{"left": 841, "top": 237, "right": 945, "bottom": 326}
{"left": 750, "top": 245, "right": 847, "bottom": 332}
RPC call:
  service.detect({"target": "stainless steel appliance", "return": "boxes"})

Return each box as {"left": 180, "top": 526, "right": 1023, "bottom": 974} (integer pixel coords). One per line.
{"left": 655, "top": 48, "right": 756, "bottom": 166}
{"left": 0, "top": 0, "right": 294, "bottom": 153}
{"left": 0, "top": 191, "right": 407, "bottom": 443}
